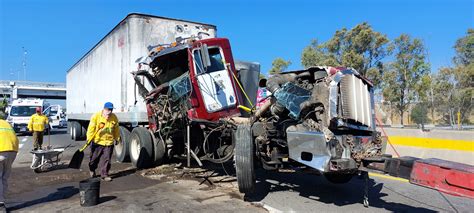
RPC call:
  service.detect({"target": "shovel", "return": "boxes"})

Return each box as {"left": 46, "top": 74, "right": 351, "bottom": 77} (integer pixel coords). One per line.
{"left": 68, "top": 123, "right": 104, "bottom": 169}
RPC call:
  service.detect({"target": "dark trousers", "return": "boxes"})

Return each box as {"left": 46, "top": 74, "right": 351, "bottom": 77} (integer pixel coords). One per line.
{"left": 33, "top": 131, "right": 44, "bottom": 150}
{"left": 89, "top": 143, "right": 113, "bottom": 177}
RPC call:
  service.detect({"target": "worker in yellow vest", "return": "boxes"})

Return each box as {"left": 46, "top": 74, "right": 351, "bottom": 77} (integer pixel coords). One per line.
{"left": 87, "top": 102, "right": 120, "bottom": 182}
{"left": 27, "top": 107, "right": 49, "bottom": 150}
{"left": 0, "top": 119, "right": 19, "bottom": 211}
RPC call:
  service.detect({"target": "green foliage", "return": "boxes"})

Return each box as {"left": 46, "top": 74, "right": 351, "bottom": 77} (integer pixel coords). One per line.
{"left": 411, "top": 102, "right": 430, "bottom": 125}
{"left": 453, "top": 29, "right": 474, "bottom": 66}
{"left": 433, "top": 65, "right": 473, "bottom": 124}
{"left": 300, "top": 22, "right": 390, "bottom": 86}
{"left": 382, "top": 34, "right": 430, "bottom": 125}
{"left": 431, "top": 29, "right": 474, "bottom": 125}
{"left": 0, "top": 97, "right": 7, "bottom": 120}
{"left": 269, "top": 58, "right": 291, "bottom": 75}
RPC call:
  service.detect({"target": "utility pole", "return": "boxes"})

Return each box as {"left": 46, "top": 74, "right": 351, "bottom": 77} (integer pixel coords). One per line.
{"left": 22, "top": 47, "right": 27, "bottom": 81}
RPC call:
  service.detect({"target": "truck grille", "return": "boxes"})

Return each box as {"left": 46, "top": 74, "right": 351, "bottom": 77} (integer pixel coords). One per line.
{"left": 339, "top": 74, "right": 372, "bottom": 127}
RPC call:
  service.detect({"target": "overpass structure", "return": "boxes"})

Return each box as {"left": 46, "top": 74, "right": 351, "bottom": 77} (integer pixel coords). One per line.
{"left": 0, "top": 80, "right": 66, "bottom": 100}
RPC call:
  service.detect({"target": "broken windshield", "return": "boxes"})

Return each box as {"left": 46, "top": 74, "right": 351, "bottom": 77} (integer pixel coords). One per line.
{"left": 194, "top": 47, "right": 226, "bottom": 75}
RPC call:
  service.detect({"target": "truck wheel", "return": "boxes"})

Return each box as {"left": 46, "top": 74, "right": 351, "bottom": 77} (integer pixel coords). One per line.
{"left": 70, "top": 122, "right": 75, "bottom": 139}
{"left": 71, "top": 121, "right": 81, "bottom": 141}
{"left": 68, "top": 122, "right": 74, "bottom": 139}
{"left": 234, "top": 124, "right": 255, "bottom": 194}
{"left": 153, "top": 132, "right": 166, "bottom": 166}
{"left": 79, "top": 124, "right": 87, "bottom": 140}
{"left": 324, "top": 173, "right": 354, "bottom": 184}
{"left": 130, "top": 127, "right": 154, "bottom": 168}
{"left": 114, "top": 126, "right": 131, "bottom": 162}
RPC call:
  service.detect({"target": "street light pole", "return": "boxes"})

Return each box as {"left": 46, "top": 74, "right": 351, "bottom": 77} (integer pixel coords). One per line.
{"left": 22, "top": 47, "right": 27, "bottom": 81}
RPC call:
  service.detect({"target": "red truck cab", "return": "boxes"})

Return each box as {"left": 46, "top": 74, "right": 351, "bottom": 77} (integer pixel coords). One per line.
{"left": 187, "top": 38, "right": 242, "bottom": 121}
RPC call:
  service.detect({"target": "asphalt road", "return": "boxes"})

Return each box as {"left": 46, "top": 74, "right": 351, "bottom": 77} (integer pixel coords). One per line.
{"left": 6, "top": 129, "right": 473, "bottom": 212}
{"left": 247, "top": 170, "right": 472, "bottom": 212}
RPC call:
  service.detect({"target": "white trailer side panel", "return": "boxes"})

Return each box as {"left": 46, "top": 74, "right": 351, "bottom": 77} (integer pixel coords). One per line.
{"left": 67, "top": 13, "right": 217, "bottom": 123}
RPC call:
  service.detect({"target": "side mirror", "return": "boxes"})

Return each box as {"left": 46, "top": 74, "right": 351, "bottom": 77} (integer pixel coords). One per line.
{"left": 199, "top": 44, "right": 211, "bottom": 68}
{"left": 135, "top": 56, "right": 149, "bottom": 66}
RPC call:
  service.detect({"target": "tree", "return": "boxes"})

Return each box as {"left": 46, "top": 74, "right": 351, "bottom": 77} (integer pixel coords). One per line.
{"left": 0, "top": 96, "right": 7, "bottom": 119}
{"left": 300, "top": 22, "right": 390, "bottom": 86}
{"left": 433, "top": 65, "right": 473, "bottom": 125}
{"left": 382, "top": 34, "right": 430, "bottom": 125}
{"left": 411, "top": 102, "right": 430, "bottom": 126}
{"left": 453, "top": 29, "right": 474, "bottom": 66}
{"left": 269, "top": 58, "right": 291, "bottom": 75}
{"left": 432, "top": 29, "right": 474, "bottom": 125}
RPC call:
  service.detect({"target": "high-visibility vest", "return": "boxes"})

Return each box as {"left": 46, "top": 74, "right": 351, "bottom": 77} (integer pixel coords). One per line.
{"left": 28, "top": 114, "right": 49, "bottom": 132}
{"left": 86, "top": 111, "right": 120, "bottom": 146}
{"left": 0, "top": 119, "right": 19, "bottom": 152}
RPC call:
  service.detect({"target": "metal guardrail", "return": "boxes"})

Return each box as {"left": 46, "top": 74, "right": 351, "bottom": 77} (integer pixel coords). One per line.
{"left": 0, "top": 80, "right": 65, "bottom": 89}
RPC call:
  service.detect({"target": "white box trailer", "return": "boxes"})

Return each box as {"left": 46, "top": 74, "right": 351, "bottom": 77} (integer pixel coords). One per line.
{"left": 66, "top": 13, "right": 217, "bottom": 139}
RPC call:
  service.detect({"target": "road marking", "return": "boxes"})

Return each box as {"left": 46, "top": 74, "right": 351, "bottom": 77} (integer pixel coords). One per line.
{"left": 19, "top": 144, "right": 24, "bottom": 149}
{"left": 388, "top": 136, "right": 474, "bottom": 152}
{"left": 369, "top": 172, "right": 409, "bottom": 183}
{"left": 21, "top": 138, "right": 27, "bottom": 142}
{"left": 252, "top": 202, "right": 282, "bottom": 213}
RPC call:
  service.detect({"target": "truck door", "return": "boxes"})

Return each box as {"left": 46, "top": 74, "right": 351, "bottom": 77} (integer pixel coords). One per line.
{"left": 193, "top": 47, "right": 237, "bottom": 113}
{"left": 43, "top": 105, "right": 59, "bottom": 127}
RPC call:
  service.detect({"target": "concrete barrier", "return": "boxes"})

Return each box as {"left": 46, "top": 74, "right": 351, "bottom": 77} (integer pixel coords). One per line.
{"left": 378, "top": 127, "right": 474, "bottom": 165}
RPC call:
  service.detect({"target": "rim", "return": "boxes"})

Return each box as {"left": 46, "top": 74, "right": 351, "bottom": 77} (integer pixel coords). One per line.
{"left": 130, "top": 135, "right": 140, "bottom": 161}
{"left": 114, "top": 139, "right": 123, "bottom": 155}
{"left": 72, "top": 125, "right": 76, "bottom": 139}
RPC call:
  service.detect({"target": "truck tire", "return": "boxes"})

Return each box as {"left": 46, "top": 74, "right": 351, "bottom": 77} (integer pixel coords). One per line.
{"left": 152, "top": 131, "right": 166, "bottom": 166}
{"left": 68, "top": 122, "right": 75, "bottom": 139}
{"left": 130, "top": 127, "right": 154, "bottom": 168}
{"left": 69, "top": 122, "right": 74, "bottom": 139}
{"left": 114, "top": 126, "right": 131, "bottom": 162}
{"left": 79, "top": 124, "right": 87, "bottom": 140}
{"left": 71, "top": 121, "right": 81, "bottom": 141}
{"left": 324, "top": 173, "right": 354, "bottom": 184}
{"left": 67, "top": 122, "right": 71, "bottom": 135}
{"left": 234, "top": 124, "right": 255, "bottom": 194}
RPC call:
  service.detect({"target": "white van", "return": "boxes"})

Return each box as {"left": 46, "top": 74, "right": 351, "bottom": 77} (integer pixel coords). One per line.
{"left": 7, "top": 99, "right": 50, "bottom": 133}
{"left": 43, "top": 105, "right": 67, "bottom": 129}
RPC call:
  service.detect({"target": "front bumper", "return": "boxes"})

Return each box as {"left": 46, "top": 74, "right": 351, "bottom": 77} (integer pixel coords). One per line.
{"left": 286, "top": 130, "right": 381, "bottom": 173}
{"left": 12, "top": 123, "right": 29, "bottom": 133}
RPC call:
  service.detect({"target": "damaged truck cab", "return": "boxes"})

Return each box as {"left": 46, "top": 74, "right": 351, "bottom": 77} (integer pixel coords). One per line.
{"left": 234, "top": 66, "right": 385, "bottom": 193}
{"left": 131, "top": 36, "right": 252, "bottom": 168}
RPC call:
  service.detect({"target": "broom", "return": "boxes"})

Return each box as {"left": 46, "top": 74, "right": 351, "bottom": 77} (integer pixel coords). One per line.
{"left": 68, "top": 123, "right": 105, "bottom": 169}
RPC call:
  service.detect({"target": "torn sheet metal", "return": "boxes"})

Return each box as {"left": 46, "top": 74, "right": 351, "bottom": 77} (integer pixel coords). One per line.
{"left": 286, "top": 130, "right": 331, "bottom": 172}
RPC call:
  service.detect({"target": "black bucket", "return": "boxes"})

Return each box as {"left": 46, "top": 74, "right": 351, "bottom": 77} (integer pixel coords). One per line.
{"left": 79, "top": 178, "right": 100, "bottom": 206}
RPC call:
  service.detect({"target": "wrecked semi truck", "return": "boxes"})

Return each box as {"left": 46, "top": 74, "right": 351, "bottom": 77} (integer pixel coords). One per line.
{"left": 67, "top": 13, "right": 383, "bottom": 196}
{"left": 67, "top": 13, "right": 259, "bottom": 168}
{"left": 232, "top": 66, "right": 385, "bottom": 193}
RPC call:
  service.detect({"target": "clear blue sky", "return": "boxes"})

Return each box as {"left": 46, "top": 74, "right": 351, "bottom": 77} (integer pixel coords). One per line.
{"left": 0, "top": 0, "right": 473, "bottom": 83}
